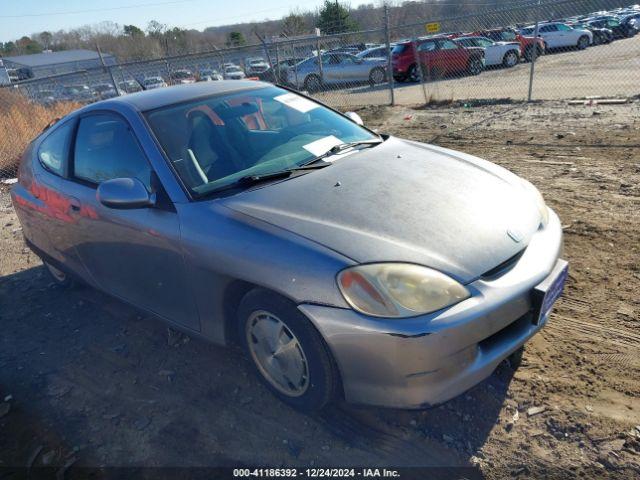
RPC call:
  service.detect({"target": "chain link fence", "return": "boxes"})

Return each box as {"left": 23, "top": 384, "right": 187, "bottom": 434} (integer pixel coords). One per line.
{"left": 1, "top": 0, "right": 639, "bottom": 178}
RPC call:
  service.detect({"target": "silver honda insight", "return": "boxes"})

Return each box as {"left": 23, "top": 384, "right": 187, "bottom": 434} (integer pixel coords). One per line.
{"left": 11, "top": 81, "right": 567, "bottom": 412}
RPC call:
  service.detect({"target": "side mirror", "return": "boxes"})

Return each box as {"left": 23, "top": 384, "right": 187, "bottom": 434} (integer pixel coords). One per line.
{"left": 344, "top": 111, "right": 364, "bottom": 126}
{"left": 97, "top": 177, "right": 155, "bottom": 209}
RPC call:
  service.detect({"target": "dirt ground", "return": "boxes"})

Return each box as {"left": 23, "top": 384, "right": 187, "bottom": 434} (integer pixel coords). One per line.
{"left": 0, "top": 99, "right": 639, "bottom": 478}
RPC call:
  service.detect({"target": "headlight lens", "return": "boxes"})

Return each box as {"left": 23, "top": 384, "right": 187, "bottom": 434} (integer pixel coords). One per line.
{"left": 337, "top": 263, "right": 470, "bottom": 318}
{"left": 521, "top": 179, "right": 549, "bottom": 227}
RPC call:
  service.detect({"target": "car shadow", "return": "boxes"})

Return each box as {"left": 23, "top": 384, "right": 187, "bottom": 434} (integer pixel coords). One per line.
{"left": 0, "top": 264, "right": 516, "bottom": 469}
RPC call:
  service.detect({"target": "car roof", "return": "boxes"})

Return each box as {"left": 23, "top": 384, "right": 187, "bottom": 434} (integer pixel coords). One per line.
{"left": 106, "top": 80, "right": 270, "bottom": 111}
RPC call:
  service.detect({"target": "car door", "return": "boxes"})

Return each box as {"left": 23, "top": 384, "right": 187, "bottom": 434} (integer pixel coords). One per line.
{"left": 556, "top": 23, "right": 577, "bottom": 45}
{"left": 437, "top": 39, "right": 468, "bottom": 74}
{"left": 340, "top": 54, "right": 370, "bottom": 82}
{"left": 539, "top": 24, "right": 561, "bottom": 47}
{"left": 63, "top": 112, "right": 200, "bottom": 330}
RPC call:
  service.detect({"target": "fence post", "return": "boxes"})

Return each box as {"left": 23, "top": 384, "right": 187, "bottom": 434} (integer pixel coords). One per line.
{"left": 527, "top": 0, "right": 541, "bottom": 102}
{"left": 274, "top": 43, "right": 281, "bottom": 83}
{"left": 315, "top": 35, "right": 323, "bottom": 90}
{"left": 384, "top": 4, "right": 395, "bottom": 106}
{"left": 96, "top": 43, "right": 119, "bottom": 94}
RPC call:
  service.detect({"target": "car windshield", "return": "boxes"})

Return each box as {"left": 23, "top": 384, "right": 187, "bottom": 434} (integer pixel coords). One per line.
{"left": 226, "top": 67, "right": 241, "bottom": 72}
{"left": 145, "top": 86, "right": 379, "bottom": 197}
{"left": 145, "top": 78, "right": 162, "bottom": 84}
{"left": 392, "top": 44, "right": 407, "bottom": 54}
{"left": 173, "top": 71, "right": 191, "bottom": 78}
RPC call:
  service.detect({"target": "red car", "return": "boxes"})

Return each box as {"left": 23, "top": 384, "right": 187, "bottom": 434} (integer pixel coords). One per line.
{"left": 474, "top": 28, "right": 545, "bottom": 62}
{"left": 392, "top": 37, "right": 484, "bottom": 82}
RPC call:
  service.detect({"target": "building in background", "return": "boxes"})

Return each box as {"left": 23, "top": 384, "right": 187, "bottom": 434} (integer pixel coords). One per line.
{"left": 1, "top": 49, "right": 117, "bottom": 80}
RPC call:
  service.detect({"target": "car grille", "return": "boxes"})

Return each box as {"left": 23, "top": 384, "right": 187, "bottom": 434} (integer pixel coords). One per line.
{"left": 481, "top": 248, "right": 526, "bottom": 280}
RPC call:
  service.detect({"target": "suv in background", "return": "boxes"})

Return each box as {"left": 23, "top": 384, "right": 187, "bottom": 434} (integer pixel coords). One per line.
{"left": 392, "top": 37, "right": 484, "bottom": 82}
{"left": 476, "top": 27, "right": 545, "bottom": 61}
{"left": 170, "top": 69, "right": 196, "bottom": 85}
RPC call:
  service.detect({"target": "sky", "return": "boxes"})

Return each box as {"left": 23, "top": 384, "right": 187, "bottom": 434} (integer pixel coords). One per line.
{"left": 0, "top": 0, "right": 374, "bottom": 43}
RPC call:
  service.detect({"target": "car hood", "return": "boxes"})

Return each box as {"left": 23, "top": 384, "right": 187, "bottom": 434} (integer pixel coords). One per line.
{"left": 223, "top": 137, "right": 542, "bottom": 283}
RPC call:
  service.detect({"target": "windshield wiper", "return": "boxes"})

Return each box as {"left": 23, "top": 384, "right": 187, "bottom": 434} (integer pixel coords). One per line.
{"left": 305, "top": 139, "right": 384, "bottom": 165}
{"left": 205, "top": 162, "right": 331, "bottom": 195}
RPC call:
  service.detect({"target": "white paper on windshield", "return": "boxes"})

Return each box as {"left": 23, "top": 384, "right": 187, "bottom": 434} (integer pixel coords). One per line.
{"left": 274, "top": 92, "right": 318, "bottom": 113}
{"left": 302, "top": 135, "right": 344, "bottom": 157}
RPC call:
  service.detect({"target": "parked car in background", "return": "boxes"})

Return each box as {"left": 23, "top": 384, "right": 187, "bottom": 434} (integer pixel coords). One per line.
{"left": 245, "top": 58, "right": 270, "bottom": 76}
{"left": 60, "top": 85, "right": 96, "bottom": 103}
{"left": 519, "top": 22, "right": 593, "bottom": 50}
{"left": 224, "top": 65, "right": 246, "bottom": 80}
{"left": 170, "top": 69, "right": 196, "bottom": 85}
{"left": 198, "top": 68, "right": 223, "bottom": 81}
{"left": 392, "top": 37, "right": 484, "bottom": 82}
{"left": 619, "top": 12, "right": 640, "bottom": 33}
{"left": 356, "top": 46, "right": 390, "bottom": 60}
{"left": 142, "top": 76, "right": 168, "bottom": 90}
{"left": 0, "top": 59, "right": 10, "bottom": 86}
{"left": 475, "top": 27, "right": 545, "bottom": 61}
{"left": 285, "top": 53, "right": 387, "bottom": 92}
{"left": 118, "top": 79, "right": 143, "bottom": 94}
{"left": 11, "top": 81, "right": 567, "bottom": 412}
{"left": 585, "top": 16, "right": 637, "bottom": 38}
{"left": 92, "top": 83, "right": 119, "bottom": 100}
{"left": 569, "top": 21, "right": 614, "bottom": 44}
{"left": 256, "top": 58, "right": 304, "bottom": 83}
{"left": 453, "top": 36, "right": 520, "bottom": 67}
{"left": 32, "top": 89, "right": 57, "bottom": 106}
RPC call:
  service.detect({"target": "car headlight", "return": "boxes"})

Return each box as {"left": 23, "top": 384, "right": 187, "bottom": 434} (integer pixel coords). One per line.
{"left": 337, "top": 263, "right": 470, "bottom": 318}
{"left": 520, "top": 179, "right": 549, "bottom": 227}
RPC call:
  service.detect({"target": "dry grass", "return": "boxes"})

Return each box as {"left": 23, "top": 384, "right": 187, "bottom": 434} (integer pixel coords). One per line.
{"left": 0, "top": 89, "right": 80, "bottom": 178}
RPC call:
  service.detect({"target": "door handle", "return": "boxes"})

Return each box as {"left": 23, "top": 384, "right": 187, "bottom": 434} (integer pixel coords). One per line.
{"left": 69, "top": 197, "right": 81, "bottom": 211}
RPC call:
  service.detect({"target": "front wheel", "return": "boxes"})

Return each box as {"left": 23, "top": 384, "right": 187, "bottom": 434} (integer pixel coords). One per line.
{"left": 502, "top": 50, "right": 519, "bottom": 68}
{"left": 238, "top": 289, "right": 339, "bottom": 413}
{"left": 369, "top": 67, "right": 386, "bottom": 86}
{"left": 468, "top": 58, "right": 484, "bottom": 75}
{"left": 407, "top": 64, "right": 419, "bottom": 82}
{"left": 577, "top": 35, "right": 590, "bottom": 50}
{"left": 303, "top": 74, "right": 322, "bottom": 93}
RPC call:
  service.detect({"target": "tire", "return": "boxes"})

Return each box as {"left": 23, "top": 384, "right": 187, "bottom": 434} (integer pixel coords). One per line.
{"left": 303, "top": 74, "right": 322, "bottom": 93}
{"left": 407, "top": 64, "right": 419, "bottom": 82}
{"left": 393, "top": 74, "right": 406, "bottom": 83}
{"left": 468, "top": 57, "right": 483, "bottom": 75}
{"left": 237, "top": 288, "right": 339, "bottom": 413}
{"left": 502, "top": 50, "right": 519, "bottom": 68}
{"left": 368, "top": 67, "right": 386, "bottom": 86}
{"left": 577, "top": 35, "right": 589, "bottom": 50}
{"left": 592, "top": 34, "right": 602, "bottom": 46}
{"left": 44, "top": 261, "right": 74, "bottom": 288}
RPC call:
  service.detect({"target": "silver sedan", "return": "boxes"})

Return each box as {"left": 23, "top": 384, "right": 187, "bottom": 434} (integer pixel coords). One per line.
{"left": 284, "top": 53, "right": 388, "bottom": 91}
{"left": 11, "top": 81, "right": 567, "bottom": 412}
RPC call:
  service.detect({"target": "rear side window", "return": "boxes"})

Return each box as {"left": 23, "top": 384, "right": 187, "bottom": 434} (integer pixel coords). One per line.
{"left": 38, "top": 121, "right": 74, "bottom": 176}
{"left": 73, "top": 114, "right": 151, "bottom": 189}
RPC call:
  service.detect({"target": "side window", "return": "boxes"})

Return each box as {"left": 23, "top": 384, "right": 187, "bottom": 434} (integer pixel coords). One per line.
{"left": 439, "top": 40, "right": 459, "bottom": 50}
{"left": 38, "top": 121, "right": 75, "bottom": 176}
{"left": 73, "top": 114, "right": 151, "bottom": 189}
{"left": 540, "top": 25, "right": 557, "bottom": 32}
{"left": 557, "top": 24, "right": 571, "bottom": 31}
{"left": 417, "top": 41, "right": 436, "bottom": 52}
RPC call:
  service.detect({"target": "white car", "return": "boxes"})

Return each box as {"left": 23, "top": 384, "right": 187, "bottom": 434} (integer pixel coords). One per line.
{"left": 142, "top": 76, "right": 168, "bottom": 90}
{"left": 224, "top": 66, "right": 246, "bottom": 80}
{"left": 520, "top": 22, "right": 593, "bottom": 49}
{"left": 453, "top": 36, "right": 521, "bottom": 67}
{"left": 245, "top": 58, "right": 270, "bottom": 76}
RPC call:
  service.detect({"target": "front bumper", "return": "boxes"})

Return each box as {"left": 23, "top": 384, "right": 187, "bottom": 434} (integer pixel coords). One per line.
{"left": 299, "top": 209, "right": 565, "bottom": 409}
